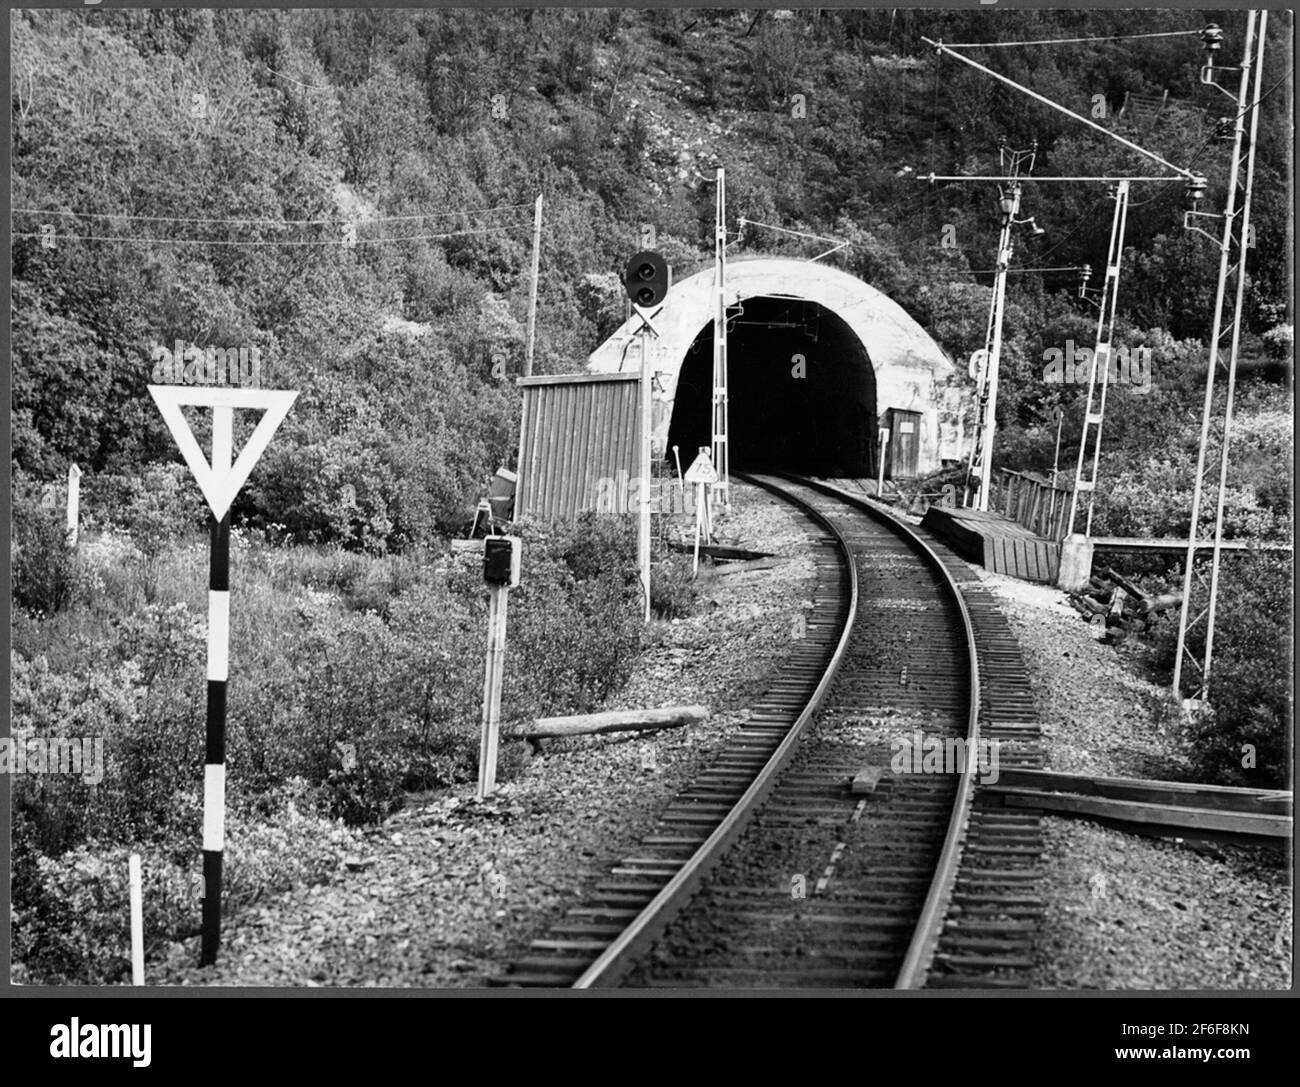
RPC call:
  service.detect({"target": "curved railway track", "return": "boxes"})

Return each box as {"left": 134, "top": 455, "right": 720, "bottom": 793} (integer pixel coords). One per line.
{"left": 492, "top": 474, "right": 1043, "bottom": 989}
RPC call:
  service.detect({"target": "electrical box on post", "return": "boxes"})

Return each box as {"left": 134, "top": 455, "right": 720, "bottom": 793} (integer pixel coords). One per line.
{"left": 483, "top": 535, "right": 522, "bottom": 588}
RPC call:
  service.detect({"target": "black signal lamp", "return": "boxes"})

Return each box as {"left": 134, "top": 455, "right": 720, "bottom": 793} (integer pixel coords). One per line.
{"left": 623, "top": 250, "right": 669, "bottom": 309}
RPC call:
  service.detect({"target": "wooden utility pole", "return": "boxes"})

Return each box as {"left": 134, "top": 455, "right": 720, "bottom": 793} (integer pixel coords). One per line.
{"left": 524, "top": 193, "right": 543, "bottom": 378}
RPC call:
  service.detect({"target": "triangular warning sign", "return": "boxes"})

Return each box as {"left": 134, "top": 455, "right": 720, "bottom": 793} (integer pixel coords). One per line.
{"left": 148, "top": 385, "right": 298, "bottom": 520}
{"left": 684, "top": 449, "right": 718, "bottom": 484}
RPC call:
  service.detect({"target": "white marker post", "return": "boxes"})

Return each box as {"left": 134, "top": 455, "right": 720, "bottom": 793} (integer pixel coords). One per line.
{"left": 66, "top": 463, "right": 82, "bottom": 546}
{"left": 638, "top": 326, "right": 652, "bottom": 622}
{"left": 1051, "top": 406, "right": 1065, "bottom": 488}
{"left": 877, "top": 427, "right": 891, "bottom": 497}
{"left": 685, "top": 448, "right": 718, "bottom": 577}
{"left": 627, "top": 303, "right": 663, "bottom": 622}
{"left": 480, "top": 583, "right": 508, "bottom": 797}
{"left": 128, "top": 853, "right": 144, "bottom": 985}
{"left": 148, "top": 385, "right": 297, "bottom": 967}
{"left": 479, "top": 536, "right": 521, "bottom": 799}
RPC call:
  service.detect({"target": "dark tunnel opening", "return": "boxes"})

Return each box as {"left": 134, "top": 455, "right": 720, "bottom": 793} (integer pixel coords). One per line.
{"left": 667, "top": 296, "right": 878, "bottom": 478}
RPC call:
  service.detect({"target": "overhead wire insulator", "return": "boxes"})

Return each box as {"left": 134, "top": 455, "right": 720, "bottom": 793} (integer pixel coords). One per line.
{"left": 1200, "top": 23, "right": 1224, "bottom": 82}
{"left": 1214, "top": 116, "right": 1236, "bottom": 142}
{"left": 1078, "top": 263, "right": 1093, "bottom": 298}
{"left": 1200, "top": 23, "right": 1224, "bottom": 59}
{"left": 1184, "top": 175, "right": 1208, "bottom": 209}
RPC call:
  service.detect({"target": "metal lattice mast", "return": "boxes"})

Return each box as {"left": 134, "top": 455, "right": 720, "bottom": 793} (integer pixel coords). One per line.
{"left": 1172, "top": 12, "right": 1268, "bottom": 702}
{"left": 711, "top": 168, "right": 730, "bottom": 512}
{"left": 962, "top": 141, "right": 1037, "bottom": 510}
{"left": 961, "top": 273, "right": 1001, "bottom": 507}
{"left": 1064, "top": 179, "right": 1132, "bottom": 537}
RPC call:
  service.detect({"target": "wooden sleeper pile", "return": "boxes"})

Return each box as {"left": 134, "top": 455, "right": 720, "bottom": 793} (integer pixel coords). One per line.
{"left": 1066, "top": 565, "right": 1182, "bottom": 644}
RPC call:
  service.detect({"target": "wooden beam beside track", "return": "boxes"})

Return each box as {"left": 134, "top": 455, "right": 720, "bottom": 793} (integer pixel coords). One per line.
{"left": 985, "top": 769, "right": 1292, "bottom": 843}
{"left": 517, "top": 705, "right": 710, "bottom": 741}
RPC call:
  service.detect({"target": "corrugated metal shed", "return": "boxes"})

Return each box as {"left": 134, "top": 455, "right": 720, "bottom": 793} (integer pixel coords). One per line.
{"left": 515, "top": 372, "right": 641, "bottom": 521}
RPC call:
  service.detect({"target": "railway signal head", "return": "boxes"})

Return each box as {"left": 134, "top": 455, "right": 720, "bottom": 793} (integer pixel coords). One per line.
{"left": 624, "top": 250, "right": 669, "bottom": 309}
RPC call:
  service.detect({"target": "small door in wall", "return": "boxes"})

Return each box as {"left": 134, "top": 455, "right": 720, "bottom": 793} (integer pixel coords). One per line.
{"left": 886, "top": 409, "right": 921, "bottom": 479}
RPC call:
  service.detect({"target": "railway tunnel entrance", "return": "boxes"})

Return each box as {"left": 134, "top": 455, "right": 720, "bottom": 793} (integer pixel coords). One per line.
{"left": 666, "top": 297, "right": 878, "bottom": 478}
{"left": 517, "top": 256, "right": 968, "bottom": 520}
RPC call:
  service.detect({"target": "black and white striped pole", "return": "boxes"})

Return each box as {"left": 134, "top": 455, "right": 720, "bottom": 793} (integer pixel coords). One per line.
{"left": 148, "top": 385, "right": 297, "bottom": 966}
{"left": 202, "top": 505, "right": 231, "bottom": 966}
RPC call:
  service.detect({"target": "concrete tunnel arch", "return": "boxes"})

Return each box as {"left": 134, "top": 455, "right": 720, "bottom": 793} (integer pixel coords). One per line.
{"left": 586, "top": 257, "right": 965, "bottom": 480}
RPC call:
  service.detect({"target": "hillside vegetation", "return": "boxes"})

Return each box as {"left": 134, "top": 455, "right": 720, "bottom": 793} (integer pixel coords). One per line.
{"left": 12, "top": 8, "right": 1292, "bottom": 547}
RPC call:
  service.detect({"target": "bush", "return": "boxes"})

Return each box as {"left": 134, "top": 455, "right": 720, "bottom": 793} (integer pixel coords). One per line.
{"left": 545, "top": 511, "right": 641, "bottom": 588}
{"left": 119, "top": 463, "right": 207, "bottom": 560}
{"left": 1144, "top": 554, "right": 1291, "bottom": 789}
{"left": 81, "top": 463, "right": 208, "bottom": 603}
{"left": 501, "top": 516, "right": 645, "bottom": 720}
{"left": 651, "top": 549, "right": 697, "bottom": 620}
{"left": 10, "top": 652, "right": 147, "bottom": 854}
{"left": 264, "top": 601, "right": 416, "bottom": 824}
{"left": 11, "top": 473, "right": 80, "bottom": 615}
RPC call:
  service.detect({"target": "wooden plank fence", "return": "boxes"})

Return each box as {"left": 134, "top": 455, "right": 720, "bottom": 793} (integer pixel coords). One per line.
{"left": 988, "top": 469, "right": 1073, "bottom": 542}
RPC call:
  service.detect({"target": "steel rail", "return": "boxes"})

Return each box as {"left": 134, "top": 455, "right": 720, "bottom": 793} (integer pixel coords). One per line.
{"left": 784, "top": 477, "right": 982, "bottom": 990}
{"left": 570, "top": 474, "right": 859, "bottom": 988}
{"left": 573, "top": 474, "right": 981, "bottom": 989}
